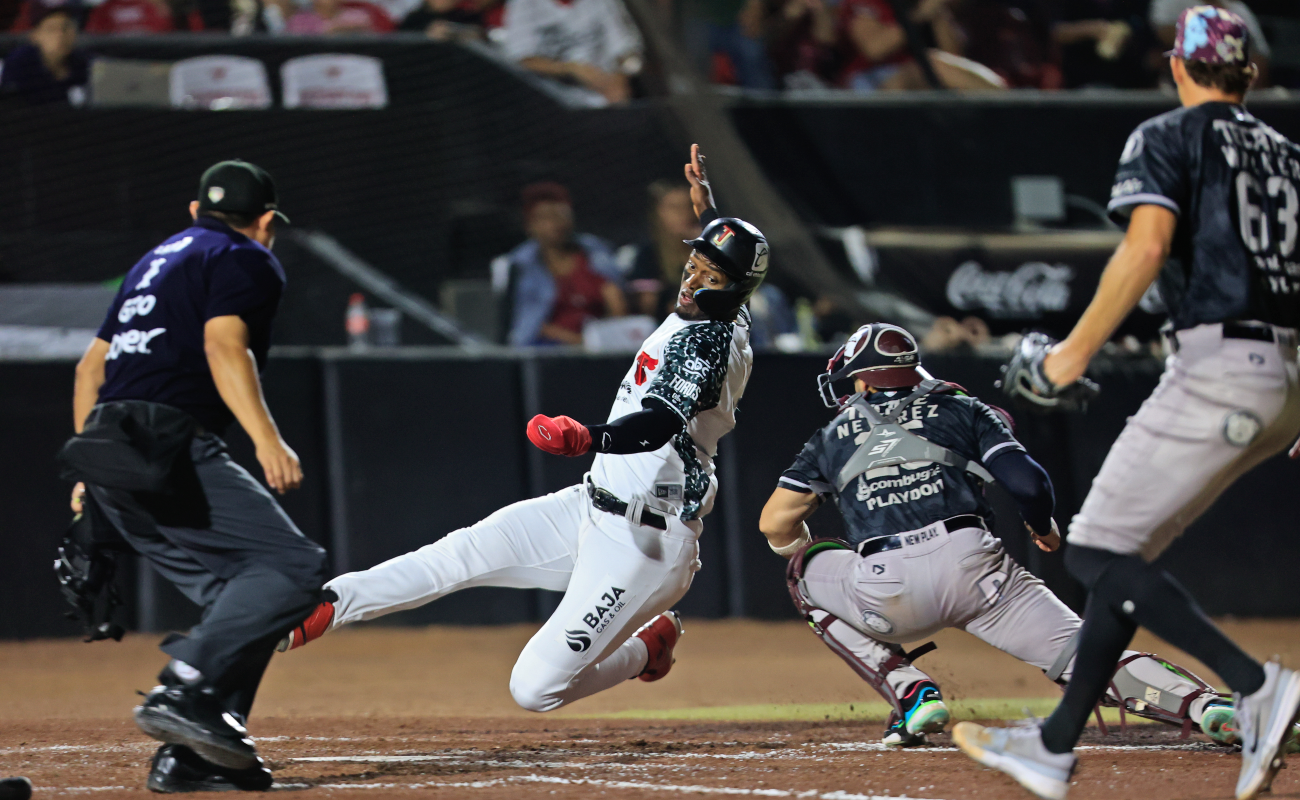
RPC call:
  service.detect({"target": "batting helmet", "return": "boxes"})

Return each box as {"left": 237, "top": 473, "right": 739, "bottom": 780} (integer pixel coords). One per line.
{"left": 684, "top": 217, "right": 769, "bottom": 319}
{"left": 817, "top": 323, "right": 923, "bottom": 408}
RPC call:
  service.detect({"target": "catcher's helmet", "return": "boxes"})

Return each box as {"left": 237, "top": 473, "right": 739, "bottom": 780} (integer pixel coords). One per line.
{"left": 684, "top": 217, "right": 769, "bottom": 319}
{"left": 817, "top": 323, "right": 923, "bottom": 408}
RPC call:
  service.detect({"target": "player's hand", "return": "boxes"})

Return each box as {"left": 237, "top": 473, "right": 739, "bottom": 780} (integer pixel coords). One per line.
{"left": 71, "top": 481, "right": 85, "bottom": 514}
{"left": 527, "top": 414, "right": 592, "bottom": 457}
{"left": 684, "top": 143, "right": 716, "bottom": 218}
{"left": 1028, "top": 519, "right": 1061, "bottom": 552}
{"left": 256, "top": 437, "right": 303, "bottom": 494}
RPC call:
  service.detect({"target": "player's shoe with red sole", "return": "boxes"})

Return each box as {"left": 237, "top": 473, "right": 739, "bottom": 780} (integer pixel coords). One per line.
{"left": 277, "top": 590, "right": 337, "bottom": 652}
{"left": 634, "top": 611, "right": 683, "bottom": 682}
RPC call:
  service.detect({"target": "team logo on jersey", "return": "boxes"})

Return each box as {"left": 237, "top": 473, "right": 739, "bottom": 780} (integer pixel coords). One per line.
{"left": 861, "top": 610, "right": 894, "bottom": 635}
{"left": 1120, "top": 130, "right": 1144, "bottom": 164}
{"left": 564, "top": 629, "right": 592, "bottom": 652}
{"left": 635, "top": 352, "right": 659, "bottom": 386}
{"left": 1223, "top": 410, "right": 1262, "bottom": 447}
{"left": 710, "top": 225, "right": 735, "bottom": 248}
{"left": 207, "top": 186, "right": 225, "bottom": 203}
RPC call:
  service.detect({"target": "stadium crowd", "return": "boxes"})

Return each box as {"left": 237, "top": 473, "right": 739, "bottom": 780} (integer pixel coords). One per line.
{"left": 2, "top": 0, "right": 1295, "bottom": 106}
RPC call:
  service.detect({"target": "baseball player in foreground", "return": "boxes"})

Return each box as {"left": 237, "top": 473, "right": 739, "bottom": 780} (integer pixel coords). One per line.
{"left": 278, "top": 146, "right": 767, "bottom": 711}
{"left": 952, "top": 7, "right": 1300, "bottom": 800}
{"left": 761, "top": 323, "right": 1256, "bottom": 748}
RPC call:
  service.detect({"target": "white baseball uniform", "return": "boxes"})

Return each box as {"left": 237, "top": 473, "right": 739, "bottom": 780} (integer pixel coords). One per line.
{"left": 324, "top": 308, "right": 752, "bottom": 711}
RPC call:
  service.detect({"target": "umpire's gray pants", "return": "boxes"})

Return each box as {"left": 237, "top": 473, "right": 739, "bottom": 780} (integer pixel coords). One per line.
{"left": 802, "top": 523, "right": 1079, "bottom": 696}
{"left": 88, "top": 434, "right": 327, "bottom": 716}
{"left": 1069, "top": 323, "right": 1300, "bottom": 560}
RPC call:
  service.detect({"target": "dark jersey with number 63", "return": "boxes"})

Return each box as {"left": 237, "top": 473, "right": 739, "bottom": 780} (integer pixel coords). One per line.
{"left": 1107, "top": 102, "right": 1300, "bottom": 330}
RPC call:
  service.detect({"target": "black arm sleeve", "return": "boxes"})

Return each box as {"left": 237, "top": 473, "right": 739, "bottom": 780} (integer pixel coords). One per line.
{"left": 699, "top": 207, "right": 719, "bottom": 227}
{"left": 586, "top": 397, "right": 681, "bottom": 454}
{"left": 984, "top": 449, "right": 1055, "bottom": 536}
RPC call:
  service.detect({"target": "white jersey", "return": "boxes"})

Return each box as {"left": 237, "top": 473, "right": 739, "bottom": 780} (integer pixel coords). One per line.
{"left": 589, "top": 307, "right": 753, "bottom": 522}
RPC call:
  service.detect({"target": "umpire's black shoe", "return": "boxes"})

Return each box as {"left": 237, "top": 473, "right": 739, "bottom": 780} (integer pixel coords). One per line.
{"left": 147, "top": 745, "right": 272, "bottom": 793}
{"left": 134, "top": 685, "right": 259, "bottom": 771}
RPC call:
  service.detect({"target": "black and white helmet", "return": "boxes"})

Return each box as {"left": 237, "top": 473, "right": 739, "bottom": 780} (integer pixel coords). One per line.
{"left": 684, "top": 217, "right": 769, "bottom": 319}
{"left": 817, "top": 323, "right": 923, "bottom": 408}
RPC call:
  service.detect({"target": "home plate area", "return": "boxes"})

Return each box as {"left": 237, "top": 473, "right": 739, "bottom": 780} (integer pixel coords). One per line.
{"left": 2, "top": 718, "right": 1276, "bottom": 800}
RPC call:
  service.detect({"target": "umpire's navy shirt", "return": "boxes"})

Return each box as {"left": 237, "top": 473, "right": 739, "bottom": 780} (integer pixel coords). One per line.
{"left": 95, "top": 216, "right": 285, "bottom": 432}
{"left": 1107, "top": 101, "right": 1300, "bottom": 331}
{"left": 780, "top": 389, "right": 1022, "bottom": 545}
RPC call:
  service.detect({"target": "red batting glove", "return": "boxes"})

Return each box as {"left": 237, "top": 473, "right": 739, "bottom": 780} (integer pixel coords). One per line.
{"left": 1290, "top": 434, "right": 1300, "bottom": 459}
{"left": 527, "top": 414, "right": 592, "bottom": 457}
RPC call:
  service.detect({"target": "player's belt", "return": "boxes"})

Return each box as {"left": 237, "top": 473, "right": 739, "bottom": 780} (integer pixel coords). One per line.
{"left": 1167, "top": 322, "right": 1298, "bottom": 352}
{"left": 586, "top": 480, "right": 669, "bottom": 530}
{"left": 856, "top": 514, "right": 986, "bottom": 557}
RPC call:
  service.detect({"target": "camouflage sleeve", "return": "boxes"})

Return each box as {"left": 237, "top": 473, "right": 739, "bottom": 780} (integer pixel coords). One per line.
{"left": 644, "top": 321, "right": 731, "bottom": 421}
{"left": 1108, "top": 117, "right": 1188, "bottom": 223}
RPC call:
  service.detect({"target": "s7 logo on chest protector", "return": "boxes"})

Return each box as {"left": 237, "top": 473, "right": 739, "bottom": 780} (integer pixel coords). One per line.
{"left": 635, "top": 352, "right": 659, "bottom": 386}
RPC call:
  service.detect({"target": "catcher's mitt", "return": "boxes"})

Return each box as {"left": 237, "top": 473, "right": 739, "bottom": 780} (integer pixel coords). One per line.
{"left": 55, "top": 495, "right": 126, "bottom": 643}
{"left": 997, "top": 332, "right": 1100, "bottom": 413}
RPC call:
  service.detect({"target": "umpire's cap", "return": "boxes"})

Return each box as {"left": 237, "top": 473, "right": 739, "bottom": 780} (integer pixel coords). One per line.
{"left": 684, "top": 217, "right": 768, "bottom": 319}
{"left": 197, "top": 160, "right": 290, "bottom": 224}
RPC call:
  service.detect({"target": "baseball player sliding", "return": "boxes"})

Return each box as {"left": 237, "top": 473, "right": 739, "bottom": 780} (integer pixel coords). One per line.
{"left": 278, "top": 146, "right": 768, "bottom": 712}
{"left": 953, "top": 7, "right": 1300, "bottom": 800}
{"left": 761, "top": 323, "right": 1256, "bottom": 748}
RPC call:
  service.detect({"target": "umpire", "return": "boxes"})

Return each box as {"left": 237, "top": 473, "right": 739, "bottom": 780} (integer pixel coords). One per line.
{"left": 953, "top": 8, "right": 1300, "bottom": 800}
{"left": 65, "top": 160, "right": 327, "bottom": 792}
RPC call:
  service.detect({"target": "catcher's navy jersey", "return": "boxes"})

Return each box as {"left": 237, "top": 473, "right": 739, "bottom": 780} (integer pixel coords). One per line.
{"left": 780, "top": 389, "right": 1023, "bottom": 545}
{"left": 1108, "top": 102, "right": 1300, "bottom": 330}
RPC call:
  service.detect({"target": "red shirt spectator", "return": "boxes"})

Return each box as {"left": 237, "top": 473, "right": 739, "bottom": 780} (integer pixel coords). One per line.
{"left": 837, "top": 0, "right": 911, "bottom": 79}
{"left": 547, "top": 251, "right": 609, "bottom": 337}
{"left": 286, "top": 0, "right": 393, "bottom": 34}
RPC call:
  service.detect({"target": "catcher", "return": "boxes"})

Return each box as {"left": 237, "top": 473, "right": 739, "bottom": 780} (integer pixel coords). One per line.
{"left": 760, "top": 322, "right": 1265, "bottom": 748}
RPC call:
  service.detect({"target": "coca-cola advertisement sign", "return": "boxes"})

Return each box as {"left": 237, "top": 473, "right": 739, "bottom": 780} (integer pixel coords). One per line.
{"left": 873, "top": 245, "right": 1162, "bottom": 340}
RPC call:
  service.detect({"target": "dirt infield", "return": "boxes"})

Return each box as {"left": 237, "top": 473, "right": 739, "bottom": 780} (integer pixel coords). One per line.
{"left": 2, "top": 618, "right": 1298, "bottom": 799}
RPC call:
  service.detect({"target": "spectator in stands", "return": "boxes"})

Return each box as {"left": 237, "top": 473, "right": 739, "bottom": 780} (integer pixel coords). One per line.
{"left": 0, "top": 0, "right": 88, "bottom": 106}
{"left": 284, "top": 0, "right": 392, "bottom": 33}
{"left": 501, "top": 0, "right": 642, "bottom": 106}
{"left": 627, "top": 180, "right": 701, "bottom": 321}
{"left": 399, "top": 0, "right": 500, "bottom": 39}
{"left": 1052, "top": 0, "right": 1158, "bottom": 88}
{"left": 504, "top": 182, "right": 627, "bottom": 346}
{"left": 762, "top": 0, "right": 839, "bottom": 89}
{"left": 921, "top": 314, "right": 990, "bottom": 353}
{"left": 686, "top": 0, "right": 776, "bottom": 88}
{"left": 940, "top": 0, "right": 1061, "bottom": 89}
{"left": 1150, "top": 0, "right": 1270, "bottom": 85}
{"left": 84, "top": 0, "right": 199, "bottom": 33}
{"left": 837, "top": 0, "right": 1007, "bottom": 90}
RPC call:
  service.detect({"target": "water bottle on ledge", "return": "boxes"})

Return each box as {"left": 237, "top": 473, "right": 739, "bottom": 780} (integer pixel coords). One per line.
{"left": 346, "top": 293, "right": 370, "bottom": 349}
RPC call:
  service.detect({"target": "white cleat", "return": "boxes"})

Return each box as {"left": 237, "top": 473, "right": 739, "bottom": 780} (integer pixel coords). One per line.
{"left": 1236, "top": 661, "right": 1300, "bottom": 800}
{"left": 952, "top": 720, "right": 1076, "bottom": 800}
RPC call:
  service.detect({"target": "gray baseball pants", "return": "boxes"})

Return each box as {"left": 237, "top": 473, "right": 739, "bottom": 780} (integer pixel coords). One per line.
{"left": 1069, "top": 322, "right": 1300, "bottom": 560}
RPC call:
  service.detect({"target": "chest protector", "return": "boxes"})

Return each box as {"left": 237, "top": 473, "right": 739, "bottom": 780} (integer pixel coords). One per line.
{"left": 835, "top": 380, "right": 995, "bottom": 493}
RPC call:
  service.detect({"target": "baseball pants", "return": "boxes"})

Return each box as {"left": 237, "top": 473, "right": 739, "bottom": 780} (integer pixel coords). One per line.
{"left": 326, "top": 483, "right": 702, "bottom": 712}
{"left": 800, "top": 523, "right": 1214, "bottom": 715}
{"left": 1069, "top": 322, "right": 1300, "bottom": 560}
{"left": 88, "top": 433, "right": 328, "bottom": 718}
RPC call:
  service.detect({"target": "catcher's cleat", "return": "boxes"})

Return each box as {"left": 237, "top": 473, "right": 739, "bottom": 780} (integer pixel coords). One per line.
{"left": 147, "top": 744, "right": 272, "bottom": 793}
{"left": 953, "top": 720, "right": 1076, "bottom": 800}
{"left": 883, "top": 681, "right": 949, "bottom": 746}
{"left": 134, "top": 686, "right": 259, "bottom": 771}
{"left": 276, "top": 590, "right": 337, "bottom": 652}
{"left": 1202, "top": 701, "right": 1300, "bottom": 753}
{"left": 634, "top": 611, "right": 683, "bottom": 682}
{"left": 1235, "top": 662, "right": 1300, "bottom": 800}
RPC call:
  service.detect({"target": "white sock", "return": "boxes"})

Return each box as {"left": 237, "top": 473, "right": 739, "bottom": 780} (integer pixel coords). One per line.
{"left": 170, "top": 660, "right": 203, "bottom": 685}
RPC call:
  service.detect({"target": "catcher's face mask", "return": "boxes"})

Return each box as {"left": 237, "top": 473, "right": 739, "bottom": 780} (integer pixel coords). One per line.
{"left": 817, "top": 323, "right": 923, "bottom": 408}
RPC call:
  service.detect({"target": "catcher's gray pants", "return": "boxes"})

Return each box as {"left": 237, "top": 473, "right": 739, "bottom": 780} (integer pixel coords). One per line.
{"left": 88, "top": 433, "right": 328, "bottom": 717}
{"left": 1069, "top": 322, "right": 1300, "bottom": 560}
{"left": 803, "top": 523, "right": 1078, "bottom": 696}
{"left": 801, "top": 522, "right": 1219, "bottom": 718}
